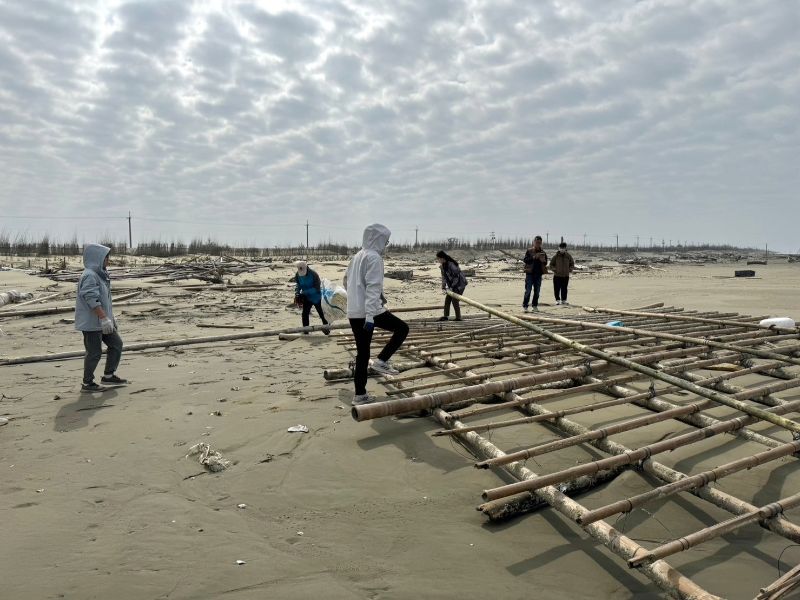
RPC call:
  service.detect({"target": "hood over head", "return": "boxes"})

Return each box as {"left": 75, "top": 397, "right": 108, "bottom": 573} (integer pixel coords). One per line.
{"left": 362, "top": 223, "right": 391, "bottom": 253}
{"left": 295, "top": 260, "right": 308, "bottom": 275}
{"left": 83, "top": 243, "right": 110, "bottom": 274}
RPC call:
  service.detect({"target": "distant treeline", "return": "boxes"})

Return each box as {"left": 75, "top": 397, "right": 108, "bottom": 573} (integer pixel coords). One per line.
{"left": 0, "top": 231, "right": 763, "bottom": 258}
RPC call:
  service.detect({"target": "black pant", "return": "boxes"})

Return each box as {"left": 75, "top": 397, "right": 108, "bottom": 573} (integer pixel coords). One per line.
{"left": 553, "top": 276, "right": 569, "bottom": 302}
{"left": 82, "top": 330, "right": 123, "bottom": 384}
{"left": 302, "top": 297, "right": 328, "bottom": 328}
{"left": 443, "top": 295, "right": 461, "bottom": 319}
{"left": 349, "top": 311, "right": 409, "bottom": 395}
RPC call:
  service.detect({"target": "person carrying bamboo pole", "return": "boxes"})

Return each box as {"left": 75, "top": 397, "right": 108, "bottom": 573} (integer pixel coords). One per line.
{"left": 436, "top": 250, "right": 467, "bottom": 321}
{"left": 290, "top": 260, "right": 330, "bottom": 335}
{"left": 549, "top": 242, "right": 575, "bottom": 305}
{"left": 343, "top": 224, "right": 409, "bottom": 406}
{"left": 522, "top": 235, "right": 547, "bottom": 312}
{"left": 74, "top": 243, "right": 126, "bottom": 391}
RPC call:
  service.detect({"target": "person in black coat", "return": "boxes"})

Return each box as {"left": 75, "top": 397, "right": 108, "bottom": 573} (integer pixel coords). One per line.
{"left": 436, "top": 250, "right": 467, "bottom": 321}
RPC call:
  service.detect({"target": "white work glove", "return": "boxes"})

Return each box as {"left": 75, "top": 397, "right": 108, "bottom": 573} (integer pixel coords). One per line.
{"left": 100, "top": 317, "right": 115, "bottom": 335}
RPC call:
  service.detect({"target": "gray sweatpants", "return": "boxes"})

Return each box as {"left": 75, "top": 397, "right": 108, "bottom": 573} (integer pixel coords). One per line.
{"left": 82, "top": 331, "right": 123, "bottom": 384}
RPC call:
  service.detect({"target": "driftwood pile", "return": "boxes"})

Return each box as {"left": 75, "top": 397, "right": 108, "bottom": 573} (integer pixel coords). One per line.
{"left": 40, "top": 256, "right": 262, "bottom": 285}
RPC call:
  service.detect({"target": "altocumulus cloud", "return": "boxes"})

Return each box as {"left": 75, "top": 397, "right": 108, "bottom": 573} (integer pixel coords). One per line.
{"left": 0, "top": 0, "right": 798, "bottom": 249}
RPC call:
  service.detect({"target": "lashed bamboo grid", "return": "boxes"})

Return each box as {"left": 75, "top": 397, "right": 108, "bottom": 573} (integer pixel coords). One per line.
{"left": 331, "top": 296, "right": 800, "bottom": 600}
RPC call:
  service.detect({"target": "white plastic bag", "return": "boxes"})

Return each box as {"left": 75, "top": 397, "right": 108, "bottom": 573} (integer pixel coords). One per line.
{"left": 759, "top": 317, "right": 796, "bottom": 329}
{"left": 320, "top": 278, "right": 347, "bottom": 323}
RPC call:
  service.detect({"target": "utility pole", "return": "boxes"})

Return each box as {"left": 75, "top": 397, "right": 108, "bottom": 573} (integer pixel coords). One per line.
{"left": 560, "top": 235, "right": 564, "bottom": 244}
{"left": 546, "top": 232, "right": 549, "bottom": 245}
{"left": 662, "top": 239, "right": 665, "bottom": 252}
{"left": 415, "top": 226, "right": 419, "bottom": 247}
{"left": 635, "top": 235, "right": 639, "bottom": 250}
{"left": 766, "top": 243, "right": 768, "bottom": 262}
{"left": 649, "top": 236, "right": 653, "bottom": 249}
{"left": 583, "top": 233, "right": 587, "bottom": 248}
{"left": 305, "top": 220, "right": 309, "bottom": 258}
{"left": 127, "top": 211, "right": 132, "bottom": 251}
{"left": 615, "top": 234, "right": 619, "bottom": 251}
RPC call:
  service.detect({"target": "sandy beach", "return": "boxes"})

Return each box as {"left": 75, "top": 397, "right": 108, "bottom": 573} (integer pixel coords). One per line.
{"left": 2, "top": 256, "right": 799, "bottom": 600}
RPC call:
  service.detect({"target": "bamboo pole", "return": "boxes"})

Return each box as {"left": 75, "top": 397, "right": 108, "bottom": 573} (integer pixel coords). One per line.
{"left": 628, "top": 491, "right": 800, "bottom": 568}
{"left": 589, "top": 373, "right": 796, "bottom": 452}
{"left": 0, "top": 290, "right": 142, "bottom": 318}
{"left": 477, "top": 467, "right": 629, "bottom": 521}
{"left": 494, "top": 390, "right": 800, "bottom": 542}
{"left": 196, "top": 323, "right": 256, "bottom": 329}
{"left": 447, "top": 350, "right": 766, "bottom": 421}
{"left": 352, "top": 361, "right": 610, "bottom": 420}
{"left": 13, "top": 291, "right": 68, "bottom": 307}
{"left": 370, "top": 345, "right": 716, "bottom": 597}
{"left": 586, "top": 305, "right": 799, "bottom": 334}
{"left": 448, "top": 292, "right": 800, "bottom": 434}
{"left": 481, "top": 399, "right": 800, "bottom": 501}
{"left": 433, "top": 409, "right": 720, "bottom": 599}
{"left": 518, "top": 311, "right": 800, "bottom": 367}
{"left": 351, "top": 338, "right": 770, "bottom": 421}
{"left": 578, "top": 439, "right": 800, "bottom": 526}
{"left": 756, "top": 563, "right": 800, "bottom": 599}
{"left": 476, "top": 374, "right": 800, "bottom": 468}
{"left": 437, "top": 360, "right": 790, "bottom": 439}
{"left": 0, "top": 313, "right": 469, "bottom": 366}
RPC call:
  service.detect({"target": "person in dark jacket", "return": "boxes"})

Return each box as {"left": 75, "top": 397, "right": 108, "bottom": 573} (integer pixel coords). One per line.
{"left": 522, "top": 236, "right": 547, "bottom": 312}
{"left": 74, "top": 243, "right": 126, "bottom": 391}
{"left": 291, "top": 261, "right": 329, "bottom": 335}
{"left": 436, "top": 250, "right": 467, "bottom": 321}
{"left": 549, "top": 242, "right": 575, "bottom": 305}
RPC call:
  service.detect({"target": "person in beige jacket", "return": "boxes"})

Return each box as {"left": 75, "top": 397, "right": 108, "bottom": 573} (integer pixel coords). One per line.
{"left": 549, "top": 242, "right": 575, "bottom": 305}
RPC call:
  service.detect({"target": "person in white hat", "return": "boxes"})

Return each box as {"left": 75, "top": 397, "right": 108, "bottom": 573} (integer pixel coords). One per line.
{"left": 291, "top": 260, "right": 329, "bottom": 334}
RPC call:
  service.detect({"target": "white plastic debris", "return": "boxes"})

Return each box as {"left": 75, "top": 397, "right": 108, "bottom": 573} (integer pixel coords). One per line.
{"left": 0, "top": 417, "right": 9, "bottom": 427}
{"left": 237, "top": 503, "right": 247, "bottom": 509}
{"left": 236, "top": 560, "right": 246, "bottom": 566}
{"left": 0, "top": 290, "right": 33, "bottom": 307}
{"left": 759, "top": 317, "right": 796, "bottom": 329}
{"left": 296, "top": 531, "right": 304, "bottom": 536}
{"left": 186, "top": 442, "right": 232, "bottom": 472}
{"left": 287, "top": 425, "right": 309, "bottom": 433}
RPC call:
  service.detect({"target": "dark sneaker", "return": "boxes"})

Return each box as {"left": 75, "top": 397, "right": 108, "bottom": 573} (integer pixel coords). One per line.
{"left": 101, "top": 374, "right": 128, "bottom": 385}
{"left": 81, "top": 382, "right": 105, "bottom": 392}
{"left": 322, "top": 326, "right": 331, "bottom": 336}
{"left": 438, "top": 316, "right": 449, "bottom": 322}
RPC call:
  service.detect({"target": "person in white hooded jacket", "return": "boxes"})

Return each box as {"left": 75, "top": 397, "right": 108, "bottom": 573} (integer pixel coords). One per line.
{"left": 343, "top": 224, "right": 409, "bottom": 406}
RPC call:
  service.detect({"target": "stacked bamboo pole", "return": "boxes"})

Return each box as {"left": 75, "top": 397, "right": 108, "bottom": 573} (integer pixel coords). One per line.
{"left": 337, "top": 298, "right": 800, "bottom": 598}
{"left": 349, "top": 324, "right": 720, "bottom": 599}
{"left": 445, "top": 293, "right": 800, "bottom": 434}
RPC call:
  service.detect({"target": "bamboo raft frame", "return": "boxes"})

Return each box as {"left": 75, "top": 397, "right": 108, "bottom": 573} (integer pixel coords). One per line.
{"left": 333, "top": 296, "right": 800, "bottom": 599}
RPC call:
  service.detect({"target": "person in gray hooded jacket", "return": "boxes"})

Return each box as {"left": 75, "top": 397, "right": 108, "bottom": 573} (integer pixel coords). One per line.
{"left": 74, "top": 243, "right": 126, "bottom": 391}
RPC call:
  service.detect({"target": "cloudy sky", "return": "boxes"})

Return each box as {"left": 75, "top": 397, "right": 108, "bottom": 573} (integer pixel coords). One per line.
{"left": 0, "top": 0, "right": 798, "bottom": 250}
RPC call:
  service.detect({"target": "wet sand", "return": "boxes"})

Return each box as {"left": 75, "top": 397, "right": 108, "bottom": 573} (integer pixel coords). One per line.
{"left": 1, "top": 259, "right": 799, "bottom": 599}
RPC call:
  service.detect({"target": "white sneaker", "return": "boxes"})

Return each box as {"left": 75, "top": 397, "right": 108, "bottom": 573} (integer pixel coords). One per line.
{"left": 352, "top": 393, "right": 377, "bottom": 406}
{"left": 532, "top": 306, "right": 540, "bottom": 312}
{"left": 561, "top": 301, "right": 569, "bottom": 306}
{"left": 369, "top": 359, "right": 399, "bottom": 376}
{"left": 555, "top": 300, "right": 561, "bottom": 305}
{"left": 523, "top": 307, "right": 530, "bottom": 313}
